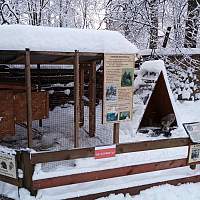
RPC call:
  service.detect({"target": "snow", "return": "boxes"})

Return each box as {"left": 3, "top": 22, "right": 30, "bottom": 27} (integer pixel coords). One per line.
{"left": 14, "top": 165, "right": 200, "bottom": 199}
{"left": 0, "top": 145, "right": 16, "bottom": 155}
{"left": 0, "top": 25, "right": 138, "bottom": 54}
{"left": 140, "top": 48, "right": 200, "bottom": 56}
{"left": 97, "top": 183, "right": 200, "bottom": 200}
{"left": 176, "top": 100, "right": 200, "bottom": 123}
{"left": 32, "top": 146, "right": 188, "bottom": 180}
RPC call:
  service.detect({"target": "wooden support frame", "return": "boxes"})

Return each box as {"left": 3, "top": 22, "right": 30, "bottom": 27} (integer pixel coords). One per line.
{"left": 79, "top": 65, "right": 84, "bottom": 127}
{"left": 30, "top": 138, "right": 189, "bottom": 164}
{"left": 74, "top": 50, "right": 80, "bottom": 148}
{"left": 37, "top": 64, "right": 43, "bottom": 127}
{"left": 25, "top": 48, "right": 33, "bottom": 148}
{"left": 89, "top": 61, "right": 96, "bottom": 137}
{"left": 21, "top": 150, "right": 36, "bottom": 196}
{"left": 32, "top": 158, "right": 188, "bottom": 189}
{"left": 113, "top": 123, "right": 120, "bottom": 144}
{"left": 66, "top": 175, "right": 200, "bottom": 200}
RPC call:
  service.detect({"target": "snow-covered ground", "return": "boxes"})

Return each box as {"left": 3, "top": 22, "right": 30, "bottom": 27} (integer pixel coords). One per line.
{"left": 98, "top": 183, "right": 200, "bottom": 200}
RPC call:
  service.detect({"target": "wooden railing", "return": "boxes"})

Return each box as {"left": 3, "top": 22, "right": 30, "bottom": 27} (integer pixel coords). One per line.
{"left": 1, "top": 137, "right": 199, "bottom": 200}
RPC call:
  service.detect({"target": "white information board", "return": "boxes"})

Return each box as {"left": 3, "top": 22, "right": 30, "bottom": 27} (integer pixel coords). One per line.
{"left": 103, "top": 54, "right": 134, "bottom": 123}
{"left": 0, "top": 152, "right": 17, "bottom": 178}
{"left": 188, "top": 144, "right": 200, "bottom": 164}
{"left": 183, "top": 122, "right": 200, "bottom": 143}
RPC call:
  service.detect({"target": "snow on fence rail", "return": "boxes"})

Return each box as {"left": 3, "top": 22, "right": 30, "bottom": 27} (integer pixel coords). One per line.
{"left": 0, "top": 137, "right": 199, "bottom": 199}
{"left": 21, "top": 137, "right": 199, "bottom": 197}
{"left": 30, "top": 138, "right": 189, "bottom": 164}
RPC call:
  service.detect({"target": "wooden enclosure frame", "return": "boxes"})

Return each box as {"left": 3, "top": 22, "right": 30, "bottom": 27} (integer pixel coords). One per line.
{"left": 3, "top": 137, "right": 199, "bottom": 199}
{"left": 0, "top": 49, "right": 107, "bottom": 148}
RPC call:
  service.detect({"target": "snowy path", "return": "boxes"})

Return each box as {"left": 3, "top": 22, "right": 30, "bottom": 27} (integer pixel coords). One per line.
{"left": 98, "top": 182, "right": 200, "bottom": 200}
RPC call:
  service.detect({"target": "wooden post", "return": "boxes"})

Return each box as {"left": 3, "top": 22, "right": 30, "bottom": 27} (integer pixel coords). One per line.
{"left": 25, "top": 48, "right": 33, "bottom": 148}
{"left": 79, "top": 66, "right": 84, "bottom": 127}
{"left": 37, "top": 64, "right": 43, "bottom": 127}
{"left": 89, "top": 61, "right": 96, "bottom": 137}
{"left": 113, "top": 123, "right": 120, "bottom": 144}
{"left": 74, "top": 50, "right": 80, "bottom": 148}
{"left": 188, "top": 140, "right": 196, "bottom": 170}
{"left": 21, "top": 150, "right": 37, "bottom": 196}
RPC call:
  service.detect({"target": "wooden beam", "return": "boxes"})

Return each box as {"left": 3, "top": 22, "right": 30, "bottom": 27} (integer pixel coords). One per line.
{"left": 50, "top": 56, "right": 74, "bottom": 64}
{"left": 113, "top": 123, "right": 120, "bottom": 144}
{"left": 25, "top": 48, "right": 33, "bottom": 148}
{"left": 30, "top": 138, "right": 189, "bottom": 164}
{"left": 0, "top": 174, "right": 22, "bottom": 187}
{"left": 32, "top": 158, "right": 187, "bottom": 189}
{"left": 79, "top": 66, "right": 84, "bottom": 127}
{"left": 21, "top": 150, "right": 37, "bottom": 196}
{"left": 8, "top": 54, "right": 25, "bottom": 64}
{"left": 74, "top": 50, "right": 80, "bottom": 148}
{"left": 89, "top": 61, "right": 96, "bottom": 137}
{"left": 37, "top": 64, "right": 43, "bottom": 127}
{"left": 66, "top": 175, "right": 200, "bottom": 200}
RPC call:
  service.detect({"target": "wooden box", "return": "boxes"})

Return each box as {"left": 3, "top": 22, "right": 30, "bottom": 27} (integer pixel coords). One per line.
{"left": 0, "top": 90, "right": 49, "bottom": 138}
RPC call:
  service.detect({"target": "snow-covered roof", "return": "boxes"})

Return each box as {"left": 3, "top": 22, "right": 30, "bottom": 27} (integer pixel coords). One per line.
{"left": 0, "top": 25, "right": 138, "bottom": 54}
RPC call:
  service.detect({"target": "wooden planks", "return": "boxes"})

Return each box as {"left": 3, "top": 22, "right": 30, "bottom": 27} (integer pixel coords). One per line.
{"left": 0, "top": 91, "right": 15, "bottom": 137}
{"left": 66, "top": 175, "right": 200, "bottom": 200}
{"left": 79, "top": 66, "right": 84, "bottom": 127}
{"left": 74, "top": 50, "right": 80, "bottom": 148}
{"left": 14, "top": 91, "right": 49, "bottom": 122}
{"left": 88, "top": 61, "right": 96, "bottom": 137}
{"left": 30, "top": 138, "right": 189, "bottom": 164}
{"left": 25, "top": 48, "right": 33, "bottom": 148}
{"left": 32, "top": 158, "right": 187, "bottom": 189}
{"left": 0, "top": 174, "right": 22, "bottom": 187}
{"left": 113, "top": 123, "right": 120, "bottom": 144}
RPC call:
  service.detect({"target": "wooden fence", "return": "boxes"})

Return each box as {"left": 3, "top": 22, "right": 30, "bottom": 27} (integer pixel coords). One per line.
{"left": 1, "top": 137, "right": 200, "bottom": 200}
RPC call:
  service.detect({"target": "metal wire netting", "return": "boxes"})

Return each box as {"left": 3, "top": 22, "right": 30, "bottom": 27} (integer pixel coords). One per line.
{"left": 0, "top": 62, "right": 114, "bottom": 171}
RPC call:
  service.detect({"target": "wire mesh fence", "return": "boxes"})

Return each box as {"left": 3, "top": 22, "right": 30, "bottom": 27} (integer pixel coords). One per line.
{"left": 0, "top": 63, "right": 113, "bottom": 152}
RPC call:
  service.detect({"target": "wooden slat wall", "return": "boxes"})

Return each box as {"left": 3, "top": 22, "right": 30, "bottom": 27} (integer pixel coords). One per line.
{"left": 67, "top": 175, "right": 200, "bottom": 200}
{"left": 14, "top": 91, "right": 49, "bottom": 122}
{"left": 32, "top": 158, "right": 188, "bottom": 190}
{"left": 30, "top": 138, "right": 189, "bottom": 164}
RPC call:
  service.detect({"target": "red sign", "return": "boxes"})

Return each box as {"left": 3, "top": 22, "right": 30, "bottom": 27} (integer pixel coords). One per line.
{"left": 95, "top": 145, "right": 116, "bottom": 159}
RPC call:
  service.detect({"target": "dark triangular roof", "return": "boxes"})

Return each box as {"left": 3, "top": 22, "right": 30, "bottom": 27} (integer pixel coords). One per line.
{"left": 139, "top": 71, "right": 177, "bottom": 128}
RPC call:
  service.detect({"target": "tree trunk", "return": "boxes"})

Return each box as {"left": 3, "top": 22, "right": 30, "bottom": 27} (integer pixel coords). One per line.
{"left": 184, "top": 0, "right": 200, "bottom": 48}
{"left": 149, "top": 0, "right": 158, "bottom": 49}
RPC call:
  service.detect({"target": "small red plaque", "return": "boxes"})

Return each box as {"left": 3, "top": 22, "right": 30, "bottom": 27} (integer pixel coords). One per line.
{"left": 95, "top": 145, "right": 116, "bottom": 159}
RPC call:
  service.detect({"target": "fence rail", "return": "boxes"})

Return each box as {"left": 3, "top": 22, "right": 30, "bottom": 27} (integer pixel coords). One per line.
{"left": 0, "top": 137, "right": 198, "bottom": 199}
{"left": 30, "top": 138, "right": 189, "bottom": 164}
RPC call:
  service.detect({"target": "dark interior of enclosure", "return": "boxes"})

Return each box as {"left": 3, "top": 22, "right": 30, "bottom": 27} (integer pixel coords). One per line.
{"left": 139, "top": 72, "right": 177, "bottom": 128}
{"left": 0, "top": 50, "right": 115, "bottom": 151}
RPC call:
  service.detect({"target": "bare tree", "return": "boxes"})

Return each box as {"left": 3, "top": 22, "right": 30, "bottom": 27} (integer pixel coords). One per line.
{"left": 0, "top": 0, "right": 19, "bottom": 24}
{"left": 184, "top": 0, "right": 200, "bottom": 48}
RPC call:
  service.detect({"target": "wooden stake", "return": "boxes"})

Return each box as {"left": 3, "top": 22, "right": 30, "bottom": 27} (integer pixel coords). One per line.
{"left": 89, "top": 61, "right": 96, "bottom": 137}
{"left": 113, "top": 123, "right": 120, "bottom": 144}
{"left": 74, "top": 50, "right": 80, "bottom": 148}
{"left": 37, "top": 64, "right": 43, "bottom": 127}
{"left": 79, "top": 66, "right": 84, "bottom": 127}
{"left": 21, "top": 150, "right": 37, "bottom": 196}
{"left": 25, "top": 48, "right": 33, "bottom": 148}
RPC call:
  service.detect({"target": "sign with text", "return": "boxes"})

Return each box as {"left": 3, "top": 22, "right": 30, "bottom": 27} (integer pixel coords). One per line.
{"left": 103, "top": 54, "right": 134, "bottom": 123}
{"left": 0, "top": 152, "right": 17, "bottom": 178}
{"left": 188, "top": 144, "right": 200, "bottom": 164}
{"left": 95, "top": 145, "right": 116, "bottom": 159}
{"left": 183, "top": 122, "right": 200, "bottom": 143}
